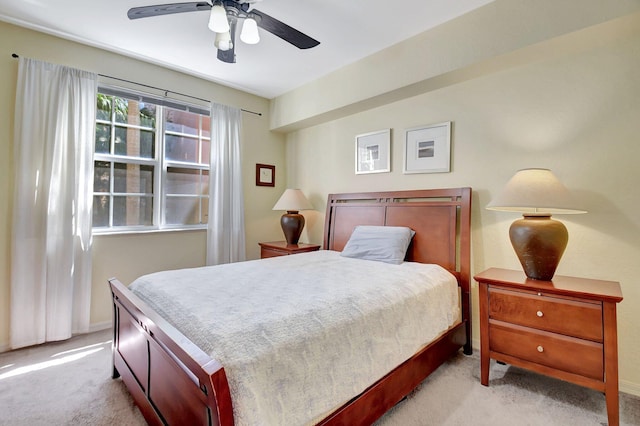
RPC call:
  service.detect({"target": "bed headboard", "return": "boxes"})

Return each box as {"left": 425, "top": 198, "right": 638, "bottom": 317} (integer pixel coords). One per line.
{"left": 323, "top": 187, "right": 472, "bottom": 292}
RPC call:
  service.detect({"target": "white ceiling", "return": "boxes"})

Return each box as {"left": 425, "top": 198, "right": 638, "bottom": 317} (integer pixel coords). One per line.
{"left": 0, "top": 0, "right": 494, "bottom": 99}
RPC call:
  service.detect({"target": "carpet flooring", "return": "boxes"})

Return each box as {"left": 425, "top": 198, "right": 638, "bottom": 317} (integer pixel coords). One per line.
{"left": 0, "top": 329, "right": 638, "bottom": 425}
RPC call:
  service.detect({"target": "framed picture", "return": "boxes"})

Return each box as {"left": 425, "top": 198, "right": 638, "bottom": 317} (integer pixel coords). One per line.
{"left": 255, "top": 163, "right": 275, "bottom": 187}
{"left": 403, "top": 122, "right": 451, "bottom": 174}
{"left": 355, "top": 129, "right": 391, "bottom": 174}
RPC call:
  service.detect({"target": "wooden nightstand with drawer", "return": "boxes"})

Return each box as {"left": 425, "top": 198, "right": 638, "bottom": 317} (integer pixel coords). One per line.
{"left": 259, "top": 241, "right": 321, "bottom": 259}
{"left": 475, "top": 268, "right": 623, "bottom": 426}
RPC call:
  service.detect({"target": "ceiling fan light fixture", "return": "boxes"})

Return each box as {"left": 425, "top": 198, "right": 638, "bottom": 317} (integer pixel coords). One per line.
{"left": 240, "top": 17, "right": 260, "bottom": 44}
{"left": 214, "top": 31, "right": 233, "bottom": 51}
{"left": 208, "top": 3, "right": 230, "bottom": 33}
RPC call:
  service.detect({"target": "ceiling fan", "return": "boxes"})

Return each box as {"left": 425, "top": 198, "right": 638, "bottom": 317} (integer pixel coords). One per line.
{"left": 128, "top": 0, "right": 320, "bottom": 64}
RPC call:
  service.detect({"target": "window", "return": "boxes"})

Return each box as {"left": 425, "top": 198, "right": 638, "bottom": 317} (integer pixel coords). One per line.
{"left": 93, "top": 87, "right": 211, "bottom": 232}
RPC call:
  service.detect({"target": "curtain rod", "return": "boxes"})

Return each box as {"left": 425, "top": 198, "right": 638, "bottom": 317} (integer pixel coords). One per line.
{"left": 11, "top": 53, "right": 262, "bottom": 116}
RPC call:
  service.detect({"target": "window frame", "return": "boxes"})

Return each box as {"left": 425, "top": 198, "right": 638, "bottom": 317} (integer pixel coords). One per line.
{"left": 92, "top": 85, "right": 211, "bottom": 235}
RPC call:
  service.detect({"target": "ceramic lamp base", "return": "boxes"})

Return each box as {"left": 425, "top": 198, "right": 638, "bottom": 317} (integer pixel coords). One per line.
{"left": 280, "top": 211, "right": 305, "bottom": 245}
{"left": 509, "top": 214, "right": 568, "bottom": 281}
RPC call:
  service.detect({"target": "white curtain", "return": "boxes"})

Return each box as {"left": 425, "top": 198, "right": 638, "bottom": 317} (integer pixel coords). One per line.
{"left": 11, "top": 58, "right": 97, "bottom": 349}
{"left": 207, "top": 103, "right": 246, "bottom": 265}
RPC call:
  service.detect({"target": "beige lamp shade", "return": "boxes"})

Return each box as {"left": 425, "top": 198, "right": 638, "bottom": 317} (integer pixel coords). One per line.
{"left": 487, "top": 168, "right": 586, "bottom": 214}
{"left": 272, "top": 189, "right": 313, "bottom": 212}
{"left": 273, "top": 189, "right": 313, "bottom": 245}
{"left": 487, "top": 169, "right": 586, "bottom": 281}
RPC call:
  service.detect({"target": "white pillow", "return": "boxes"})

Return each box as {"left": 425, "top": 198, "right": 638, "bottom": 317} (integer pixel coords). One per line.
{"left": 340, "top": 225, "right": 415, "bottom": 264}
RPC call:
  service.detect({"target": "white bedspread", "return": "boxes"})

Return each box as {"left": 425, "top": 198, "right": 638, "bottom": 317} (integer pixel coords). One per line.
{"left": 130, "top": 250, "right": 459, "bottom": 426}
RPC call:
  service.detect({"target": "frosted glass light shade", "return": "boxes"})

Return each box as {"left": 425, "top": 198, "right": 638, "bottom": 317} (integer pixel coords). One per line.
{"left": 214, "top": 31, "right": 232, "bottom": 51}
{"left": 487, "top": 168, "right": 586, "bottom": 214}
{"left": 240, "top": 18, "right": 260, "bottom": 44}
{"left": 208, "top": 4, "right": 230, "bottom": 33}
{"left": 273, "top": 189, "right": 313, "bottom": 212}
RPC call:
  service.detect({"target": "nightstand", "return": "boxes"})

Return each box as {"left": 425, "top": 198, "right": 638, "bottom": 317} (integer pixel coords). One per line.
{"left": 475, "top": 268, "right": 623, "bottom": 426}
{"left": 259, "top": 241, "right": 321, "bottom": 259}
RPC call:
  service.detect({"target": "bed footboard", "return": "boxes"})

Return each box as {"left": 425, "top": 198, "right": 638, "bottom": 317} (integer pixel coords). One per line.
{"left": 109, "top": 278, "right": 233, "bottom": 426}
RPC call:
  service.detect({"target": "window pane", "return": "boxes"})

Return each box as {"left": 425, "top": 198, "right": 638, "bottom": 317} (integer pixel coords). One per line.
{"left": 95, "top": 123, "right": 111, "bottom": 153}
{"left": 114, "top": 127, "right": 155, "bottom": 158}
{"left": 202, "top": 170, "right": 209, "bottom": 194}
{"left": 96, "top": 94, "right": 112, "bottom": 121}
{"left": 165, "top": 109, "right": 199, "bottom": 136}
{"left": 201, "top": 197, "right": 209, "bottom": 224}
{"left": 113, "top": 97, "right": 156, "bottom": 128}
{"left": 165, "top": 196, "right": 202, "bottom": 225}
{"left": 165, "top": 135, "right": 197, "bottom": 163}
{"left": 113, "top": 97, "right": 131, "bottom": 124}
{"left": 92, "top": 195, "right": 110, "bottom": 227}
{"left": 113, "top": 196, "right": 153, "bottom": 226}
{"left": 139, "top": 103, "right": 156, "bottom": 128}
{"left": 202, "top": 116, "right": 211, "bottom": 138}
{"left": 166, "top": 168, "right": 208, "bottom": 195}
{"left": 201, "top": 139, "right": 210, "bottom": 165}
{"left": 114, "top": 163, "right": 154, "bottom": 194}
{"left": 94, "top": 161, "right": 111, "bottom": 193}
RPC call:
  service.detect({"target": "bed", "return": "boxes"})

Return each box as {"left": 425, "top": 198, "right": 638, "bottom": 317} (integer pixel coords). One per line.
{"left": 109, "top": 187, "right": 472, "bottom": 425}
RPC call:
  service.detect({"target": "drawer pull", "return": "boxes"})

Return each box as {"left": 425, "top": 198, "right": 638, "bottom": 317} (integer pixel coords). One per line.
{"left": 537, "top": 345, "right": 544, "bottom": 353}
{"left": 536, "top": 310, "right": 544, "bottom": 317}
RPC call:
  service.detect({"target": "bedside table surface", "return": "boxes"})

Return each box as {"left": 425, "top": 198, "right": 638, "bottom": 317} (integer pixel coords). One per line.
{"left": 474, "top": 268, "right": 623, "bottom": 303}
{"left": 258, "top": 241, "right": 321, "bottom": 250}
{"left": 259, "top": 241, "right": 322, "bottom": 259}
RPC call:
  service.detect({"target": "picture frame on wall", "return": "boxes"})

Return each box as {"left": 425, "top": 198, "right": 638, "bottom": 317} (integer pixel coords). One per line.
{"left": 256, "top": 163, "right": 275, "bottom": 187}
{"left": 355, "top": 129, "right": 391, "bottom": 174}
{"left": 403, "top": 122, "right": 451, "bottom": 174}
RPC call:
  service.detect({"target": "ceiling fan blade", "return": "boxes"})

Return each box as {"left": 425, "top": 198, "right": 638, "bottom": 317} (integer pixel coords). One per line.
{"left": 252, "top": 9, "right": 320, "bottom": 49}
{"left": 128, "top": 2, "right": 211, "bottom": 20}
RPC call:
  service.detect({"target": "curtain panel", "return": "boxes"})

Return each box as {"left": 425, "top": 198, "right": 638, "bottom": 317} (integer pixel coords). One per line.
{"left": 207, "top": 103, "right": 246, "bottom": 265}
{"left": 11, "top": 58, "right": 97, "bottom": 349}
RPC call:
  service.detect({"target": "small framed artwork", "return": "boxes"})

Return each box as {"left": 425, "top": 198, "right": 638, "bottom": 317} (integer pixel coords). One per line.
{"left": 403, "top": 121, "right": 451, "bottom": 174}
{"left": 355, "top": 129, "right": 391, "bottom": 174}
{"left": 256, "top": 163, "right": 275, "bottom": 187}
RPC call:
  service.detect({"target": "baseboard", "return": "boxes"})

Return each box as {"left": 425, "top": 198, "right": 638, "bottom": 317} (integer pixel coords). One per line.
{"left": 620, "top": 379, "right": 640, "bottom": 397}
{"left": 471, "top": 337, "right": 480, "bottom": 353}
{"left": 0, "top": 321, "right": 113, "bottom": 354}
{"left": 88, "top": 320, "right": 112, "bottom": 333}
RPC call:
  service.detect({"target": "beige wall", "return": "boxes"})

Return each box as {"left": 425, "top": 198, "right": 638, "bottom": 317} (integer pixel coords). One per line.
{"left": 280, "top": 3, "right": 640, "bottom": 395}
{"left": 0, "top": 22, "right": 286, "bottom": 349}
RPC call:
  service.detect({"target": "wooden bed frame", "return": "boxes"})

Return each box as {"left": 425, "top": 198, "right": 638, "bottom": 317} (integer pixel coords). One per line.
{"left": 109, "top": 187, "right": 472, "bottom": 425}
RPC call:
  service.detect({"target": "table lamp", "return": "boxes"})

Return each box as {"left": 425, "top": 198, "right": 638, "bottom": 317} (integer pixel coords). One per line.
{"left": 487, "top": 168, "right": 586, "bottom": 281}
{"left": 272, "top": 189, "right": 313, "bottom": 245}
